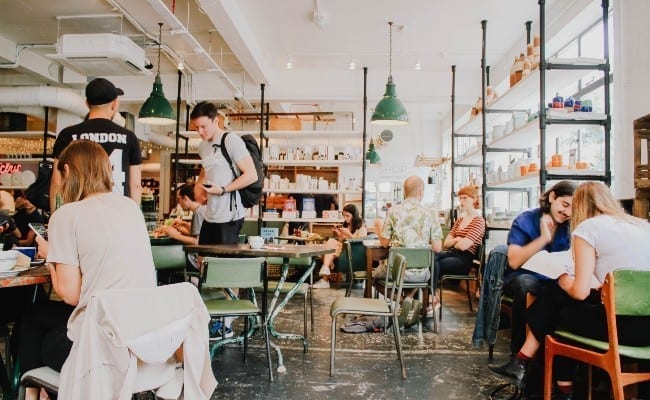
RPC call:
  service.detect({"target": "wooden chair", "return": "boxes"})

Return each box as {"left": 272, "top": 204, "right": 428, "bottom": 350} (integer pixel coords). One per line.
{"left": 201, "top": 257, "right": 274, "bottom": 382}
{"left": 438, "top": 243, "right": 484, "bottom": 320}
{"left": 330, "top": 253, "right": 407, "bottom": 379}
{"left": 544, "top": 269, "right": 650, "bottom": 400}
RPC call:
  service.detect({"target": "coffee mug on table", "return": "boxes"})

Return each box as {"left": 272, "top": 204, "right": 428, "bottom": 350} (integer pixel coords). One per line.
{"left": 248, "top": 236, "right": 264, "bottom": 249}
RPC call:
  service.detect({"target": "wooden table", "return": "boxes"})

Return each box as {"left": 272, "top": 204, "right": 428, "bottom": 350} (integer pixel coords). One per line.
{"left": 363, "top": 240, "right": 390, "bottom": 298}
{"left": 0, "top": 264, "right": 50, "bottom": 288}
{"left": 184, "top": 243, "right": 335, "bottom": 373}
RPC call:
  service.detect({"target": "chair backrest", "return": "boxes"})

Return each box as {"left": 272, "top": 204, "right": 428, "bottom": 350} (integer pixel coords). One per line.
{"left": 343, "top": 238, "right": 368, "bottom": 273}
{"left": 610, "top": 269, "right": 650, "bottom": 317}
{"left": 202, "top": 257, "right": 266, "bottom": 289}
{"left": 388, "top": 247, "right": 432, "bottom": 270}
{"left": 151, "top": 244, "right": 187, "bottom": 271}
{"left": 386, "top": 253, "right": 407, "bottom": 305}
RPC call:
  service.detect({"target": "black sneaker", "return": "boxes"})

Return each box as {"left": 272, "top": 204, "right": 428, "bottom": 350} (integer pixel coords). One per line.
{"left": 488, "top": 354, "right": 528, "bottom": 389}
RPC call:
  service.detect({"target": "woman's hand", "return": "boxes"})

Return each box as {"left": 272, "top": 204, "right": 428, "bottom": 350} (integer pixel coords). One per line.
{"left": 337, "top": 226, "right": 351, "bottom": 238}
{"left": 35, "top": 236, "right": 48, "bottom": 259}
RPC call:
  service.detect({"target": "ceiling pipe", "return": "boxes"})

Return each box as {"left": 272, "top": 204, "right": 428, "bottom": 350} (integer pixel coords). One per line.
{"left": 108, "top": 0, "right": 254, "bottom": 111}
{"left": 0, "top": 86, "right": 87, "bottom": 117}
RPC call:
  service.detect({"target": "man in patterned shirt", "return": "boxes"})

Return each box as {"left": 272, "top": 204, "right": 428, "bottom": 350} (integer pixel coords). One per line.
{"left": 376, "top": 176, "right": 442, "bottom": 327}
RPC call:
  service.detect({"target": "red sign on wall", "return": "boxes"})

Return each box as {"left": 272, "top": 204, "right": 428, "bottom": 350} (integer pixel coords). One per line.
{"left": 0, "top": 162, "right": 22, "bottom": 174}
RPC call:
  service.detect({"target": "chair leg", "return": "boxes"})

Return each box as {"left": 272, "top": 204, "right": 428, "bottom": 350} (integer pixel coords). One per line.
{"left": 466, "top": 280, "right": 473, "bottom": 312}
{"left": 345, "top": 276, "right": 353, "bottom": 297}
{"left": 243, "top": 315, "right": 248, "bottom": 362}
{"left": 309, "top": 285, "right": 315, "bottom": 332}
{"left": 544, "top": 338, "right": 554, "bottom": 400}
{"left": 330, "top": 314, "right": 337, "bottom": 377}
{"left": 262, "top": 315, "right": 274, "bottom": 382}
{"left": 438, "top": 279, "right": 444, "bottom": 321}
{"left": 391, "top": 313, "right": 407, "bottom": 379}
{"left": 303, "top": 291, "right": 308, "bottom": 342}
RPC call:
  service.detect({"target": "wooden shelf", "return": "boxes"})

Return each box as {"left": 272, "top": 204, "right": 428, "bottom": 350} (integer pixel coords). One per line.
{"left": 265, "top": 159, "right": 361, "bottom": 167}
{"left": 263, "top": 189, "right": 362, "bottom": 195}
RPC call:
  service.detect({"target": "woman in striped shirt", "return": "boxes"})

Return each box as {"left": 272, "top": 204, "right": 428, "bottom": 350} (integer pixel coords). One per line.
{"left": 436, "top": 185, "right": 485, "bottom": 279}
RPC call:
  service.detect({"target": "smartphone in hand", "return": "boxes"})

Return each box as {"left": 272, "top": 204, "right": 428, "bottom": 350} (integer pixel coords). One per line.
{"left": 29, "top": 223, "right": 47, "bottom": 240}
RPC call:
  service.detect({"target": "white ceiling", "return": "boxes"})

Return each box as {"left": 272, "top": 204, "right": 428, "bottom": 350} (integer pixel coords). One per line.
{"left": 0, "top": 0, "right": 603, "bottom": 125}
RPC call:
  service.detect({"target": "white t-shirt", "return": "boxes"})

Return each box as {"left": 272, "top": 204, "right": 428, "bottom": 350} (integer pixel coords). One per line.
{"left": 572, "top": 214, "right": 650, "bottom": 283}
{"left": 197, "top": 132, "right": 249, "bottom": 223}
{"left": 47, "top": 192, "right": 156, "bottom": 341}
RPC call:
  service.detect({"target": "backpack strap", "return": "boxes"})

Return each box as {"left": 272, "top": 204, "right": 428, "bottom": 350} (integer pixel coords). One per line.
{"left": 219, "top": 132, "right": 237, "bottom": 212}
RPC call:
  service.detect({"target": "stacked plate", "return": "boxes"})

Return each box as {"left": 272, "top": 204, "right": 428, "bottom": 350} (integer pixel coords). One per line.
{"left": 0, "top": 250, "right": 20, "bottom": 276}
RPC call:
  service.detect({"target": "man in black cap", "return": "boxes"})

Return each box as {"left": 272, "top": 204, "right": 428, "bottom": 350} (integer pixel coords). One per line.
{"left": 49, "top": 78, "right": 142, "bottom": 211}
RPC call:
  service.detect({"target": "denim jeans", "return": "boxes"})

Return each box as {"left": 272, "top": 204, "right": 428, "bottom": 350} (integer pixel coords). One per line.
{"left": 472, "top": 245, "right": 508, "bottom": 348}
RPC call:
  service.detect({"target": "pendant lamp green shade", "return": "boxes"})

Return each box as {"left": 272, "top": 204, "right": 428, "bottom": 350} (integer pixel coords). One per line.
{"left": 365, "top": 140, "right": 381, "bottom": 164}
{"left": 138, "top": 74, "right": 176, "bottom": 125}
{"left": 371, "top": 76, "right": 408, "bottom": 126}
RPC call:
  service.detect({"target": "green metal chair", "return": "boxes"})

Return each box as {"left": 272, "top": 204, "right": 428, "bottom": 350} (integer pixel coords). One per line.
{"left": 201, "top": 256, "right": 274, "bottom": 382}
{"left": 374, "top": 247, "right": 436, "bottom": 335}
{"left": 438, "top": 243, "right": 484, "bottom": 320}
{"left": 544, "top": 269, "right": 650, "bottom": 400}
{"left": 343, "top": 239, "right": 369, "bottom": 297}
{"left": 330, "top": 253, "right": 408, "bottom": 379}
{"left": 151, "top": 244, "right": 187, "bottom": 285}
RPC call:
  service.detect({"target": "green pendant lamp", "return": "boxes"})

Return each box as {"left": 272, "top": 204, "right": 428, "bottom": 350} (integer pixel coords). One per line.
{"left": 138, "top": 23, "right": 176, "bottom": 126}
{"left": 365, "top": 139, "right": 381, "bottom": 164}
{"left": 371, "top": 21, "right": 408, "bottom": 126}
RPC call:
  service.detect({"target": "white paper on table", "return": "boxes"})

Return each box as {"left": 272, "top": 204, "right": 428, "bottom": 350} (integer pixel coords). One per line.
{"left": 521, "top": 250, "right": 600, "bottom": 288}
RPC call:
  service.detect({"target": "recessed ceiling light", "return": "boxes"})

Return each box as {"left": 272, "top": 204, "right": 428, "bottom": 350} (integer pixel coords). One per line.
{"left": 415, "top": 60, "right": 422, "bottom": 71}
{"left": 349, "top": 60, "right": 357, "bottom": 70}
{"left": 286, "top": 56, "right": 294, "bottom": 70}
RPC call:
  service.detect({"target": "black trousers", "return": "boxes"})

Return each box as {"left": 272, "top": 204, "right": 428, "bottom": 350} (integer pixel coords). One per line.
{"left": 526, "top": 283, "right": 650, "bottom": 381}
{"left": 199, "top": 218, "right": 244, "bottom": 245}
{"left": 435, "top": 249, "right": 474, "bottom": 278}
{"left": 18, "top": 300, "right": 74, "bottom": 374}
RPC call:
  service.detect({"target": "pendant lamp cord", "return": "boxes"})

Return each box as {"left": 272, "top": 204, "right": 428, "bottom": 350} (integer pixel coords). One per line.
{"left": 157, "top": 22, "right": 163, "bottom": 75}
{"left": 388, "top": 21, "right": 393, "bottom": 76}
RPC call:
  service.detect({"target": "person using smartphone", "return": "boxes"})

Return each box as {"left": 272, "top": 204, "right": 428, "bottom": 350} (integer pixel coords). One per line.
{"left": 13, "top": 191, "right": 45, "bottom": 247}
{"left": 312, "top": 204, "right": 367, "bottom": 289}
{"left": 0, "top": 196, "right": 20, "bottom": 250}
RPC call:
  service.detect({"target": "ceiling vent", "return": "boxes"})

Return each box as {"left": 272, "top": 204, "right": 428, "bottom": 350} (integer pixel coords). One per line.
{"left": 48, "top": 33, "right": 151, "bottom": 76}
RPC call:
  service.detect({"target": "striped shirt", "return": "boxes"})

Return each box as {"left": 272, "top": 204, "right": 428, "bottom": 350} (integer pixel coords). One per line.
{"left": 448, "top": 215, "right": 485, "bottom": 255}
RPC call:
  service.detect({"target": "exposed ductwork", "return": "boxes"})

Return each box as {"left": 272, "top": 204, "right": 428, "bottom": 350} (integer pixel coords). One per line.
{"left": 0, "top": 86, "right": 88, "bottom": 117}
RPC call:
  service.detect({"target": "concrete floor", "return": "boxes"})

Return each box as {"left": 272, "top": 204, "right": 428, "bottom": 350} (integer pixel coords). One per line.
{"left": 211, "top": 283, "right": 517, "bottom": 400}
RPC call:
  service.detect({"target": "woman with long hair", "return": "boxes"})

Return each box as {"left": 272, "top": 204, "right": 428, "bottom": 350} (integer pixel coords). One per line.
{"left": 313, "top": 203, "right": 367, "bottom": 288}
{"left": 489, "top": 182, "right": 650, "bottom": 399}
{"left": 19, "top": 140, "right": 156, "bottom": 387}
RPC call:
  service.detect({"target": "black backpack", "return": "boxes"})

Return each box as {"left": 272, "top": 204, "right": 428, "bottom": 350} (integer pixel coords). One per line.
{"left": 220, "top": 132, "right": 264, "bottom": 208}
{"left": 25, "top": 160, "right": 53, "bottom": 212}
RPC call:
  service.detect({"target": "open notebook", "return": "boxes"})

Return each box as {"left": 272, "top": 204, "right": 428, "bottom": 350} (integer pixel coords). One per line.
{"left": 521, "top": 250, "right": 600, "bottom": 288}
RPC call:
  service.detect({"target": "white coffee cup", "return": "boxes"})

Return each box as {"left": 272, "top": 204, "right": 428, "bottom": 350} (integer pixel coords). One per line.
{"left": 248, "top": 236, "right": 264, "bottom": 249}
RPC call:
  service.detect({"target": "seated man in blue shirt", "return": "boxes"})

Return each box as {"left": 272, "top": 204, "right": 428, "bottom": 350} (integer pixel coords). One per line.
{"left": 503, "top": 180, "right": 577, "bottom": 354}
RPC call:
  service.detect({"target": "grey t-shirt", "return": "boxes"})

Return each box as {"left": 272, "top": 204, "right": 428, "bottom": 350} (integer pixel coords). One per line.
{"left": 197, "top": 132, "right": 249, "bottom": 223}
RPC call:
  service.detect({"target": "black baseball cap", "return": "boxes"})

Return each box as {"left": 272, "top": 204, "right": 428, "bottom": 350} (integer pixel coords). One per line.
{"left": 85, "top": 78, "right": 124, "bottom": 106}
